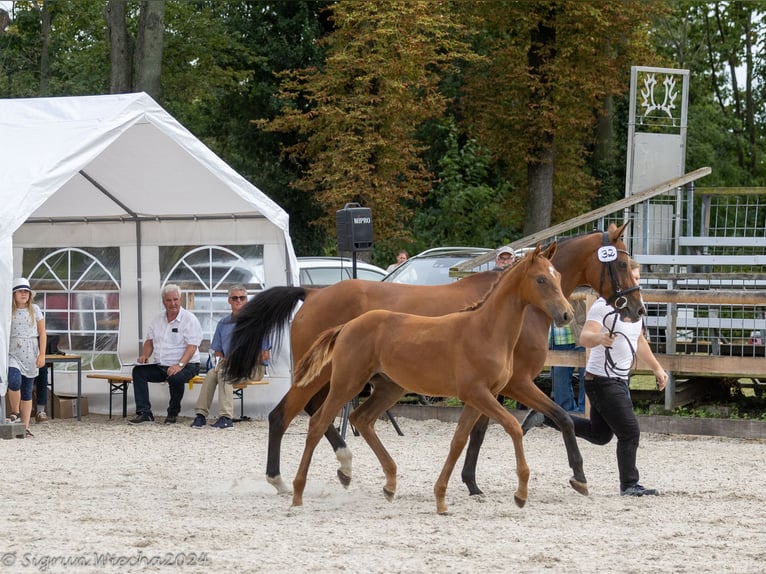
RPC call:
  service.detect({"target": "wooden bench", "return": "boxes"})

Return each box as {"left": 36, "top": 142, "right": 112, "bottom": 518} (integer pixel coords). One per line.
{"left": 188, "top": 375, "right": 269, "bottom": 420}
{"left": 87, "top": 373, "right": 268, "bottom": 420}
{"left": 86, "top": 373, "right": 133, "bottom": 419}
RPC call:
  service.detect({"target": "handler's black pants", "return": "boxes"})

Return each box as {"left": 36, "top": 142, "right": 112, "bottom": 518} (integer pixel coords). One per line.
{"left": 548, "top": 375, "right": 640, "bottom": 491}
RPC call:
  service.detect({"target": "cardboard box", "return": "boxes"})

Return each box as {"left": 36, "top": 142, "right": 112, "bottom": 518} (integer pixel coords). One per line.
{"left": 48, "top": 391, "right": 88, "bottom": 419}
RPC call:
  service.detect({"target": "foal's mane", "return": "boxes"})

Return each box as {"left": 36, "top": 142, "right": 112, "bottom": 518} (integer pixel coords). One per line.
{"left": 457, "top": 230, "right": 607, "bottom": 314}
{"left": 459, "top": 254, "right": 532, "bottom": 313}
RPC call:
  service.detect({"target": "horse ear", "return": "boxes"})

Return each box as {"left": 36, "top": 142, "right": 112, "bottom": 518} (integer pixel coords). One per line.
{"left": 532, "top": 244, "right": 543, "bottom": 258}
{"left": 611, "top": 221, "right": 630, "bottom": 241}
{"left": 542, "top": 241, "right": 557, "bottom": 260}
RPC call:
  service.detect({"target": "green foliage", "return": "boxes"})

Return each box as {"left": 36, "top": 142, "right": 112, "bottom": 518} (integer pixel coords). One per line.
{"left": 4, "top": 0, "right": 766, "bottom": 256}
{"left": 411, "top": 121, "right": 516, "bottom": 251}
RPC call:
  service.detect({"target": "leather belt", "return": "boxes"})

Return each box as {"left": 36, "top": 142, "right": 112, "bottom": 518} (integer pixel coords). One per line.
{"left": 585, "top": 372, "right": 628, "bottom": 385}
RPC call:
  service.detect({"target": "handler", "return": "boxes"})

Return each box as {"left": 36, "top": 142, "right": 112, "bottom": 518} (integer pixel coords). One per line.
{"left": 522, "top": 259, "right": 668, "bottom": 497}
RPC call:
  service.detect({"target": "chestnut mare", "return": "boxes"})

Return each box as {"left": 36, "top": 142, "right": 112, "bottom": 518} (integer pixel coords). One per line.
{"left": 225, "top": 223, "right": 644, "bottom": 497}
{"left": 291, "top": 244, "right": 572, "bottom": 513}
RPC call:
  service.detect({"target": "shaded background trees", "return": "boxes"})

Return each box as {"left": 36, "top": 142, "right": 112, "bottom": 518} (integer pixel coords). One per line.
{"left": 1, "top": 0, "right": 763, "bottom": 264}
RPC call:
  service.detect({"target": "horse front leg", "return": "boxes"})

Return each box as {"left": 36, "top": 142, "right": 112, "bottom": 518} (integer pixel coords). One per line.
{"left": 460, "top": 414, "right": 491, "bottom": 497}
{"left": 434, "top": 406, "right": 483, "bottom": 515}
{"left": 510, "top": 380, "right": 588, "bottom": 495}
{"left": 467, "top": 394, "right": 531, "bottom": 508}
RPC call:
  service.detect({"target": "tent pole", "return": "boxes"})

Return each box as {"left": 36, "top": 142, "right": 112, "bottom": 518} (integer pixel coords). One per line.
{"left": 135, "top": 221, "right": 143, "bottom": 356}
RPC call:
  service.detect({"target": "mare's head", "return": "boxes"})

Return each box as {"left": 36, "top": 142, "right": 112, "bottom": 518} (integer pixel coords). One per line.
{"left": 580, "top": 222, "right": 645, "bottom": 322}
{"left": 518, "top": 242, "right": 573, "bottom": 326}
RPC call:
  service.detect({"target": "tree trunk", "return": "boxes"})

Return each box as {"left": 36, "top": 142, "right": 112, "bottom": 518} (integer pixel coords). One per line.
{"left": 524, "top": 7, "right": 556, "bottom": 235}
{"left": 105, "top": 0, "right": 131, "bottom": 93}
{"left": 525, "top": 146, "right": 555, "bottom": 236}
{"left": 39, "top": 1, "right": 51, "bottom": 96}
{"left": 134, "top": 1, "right": 165, "bottom": 99}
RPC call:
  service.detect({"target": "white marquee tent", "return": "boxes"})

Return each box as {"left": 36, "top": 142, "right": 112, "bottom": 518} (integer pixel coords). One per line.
{"left": 0, "top": 92, "right": 298, "bottom": 417}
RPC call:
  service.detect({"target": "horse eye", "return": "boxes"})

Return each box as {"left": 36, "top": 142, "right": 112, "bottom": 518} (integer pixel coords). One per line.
{"left": 536, "top": 276, "right": 546, "bottom": 284}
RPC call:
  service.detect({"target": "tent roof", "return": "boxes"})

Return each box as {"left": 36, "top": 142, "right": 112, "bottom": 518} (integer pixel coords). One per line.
{"left": 0, "top": 93, "right": 299, "bottom": 397}
{"left": 0, "top": 93, "right": 296, "bottom": 264}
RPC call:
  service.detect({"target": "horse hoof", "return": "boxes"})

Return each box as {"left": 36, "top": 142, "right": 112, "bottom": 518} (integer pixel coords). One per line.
{"left": 470, "top": 493, "right": 486, "bottom": 503}
{"left": 513, "top": 494, "right": 527, "bottom": 508}
{"left": 383, "top": 487, "right": 395, "bottom": 502}
{"left": 337, "top": 469, "right": 351, "bottom": 488}
{"left": 266, "top": 475, "right": 292, "bottom": 496}
{"left": 569, "top": 477, "right": 589, "bottom": 496}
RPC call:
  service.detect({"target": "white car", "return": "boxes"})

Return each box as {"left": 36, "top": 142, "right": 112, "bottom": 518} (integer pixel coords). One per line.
{"left": 297, "top": 257, "right": 387, "bottom": 287}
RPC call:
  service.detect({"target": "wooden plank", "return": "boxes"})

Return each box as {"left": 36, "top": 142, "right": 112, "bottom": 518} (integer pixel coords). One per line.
{"left": 634, "top": 254, "right": 766, "bottom": 265}
{"left": 678, "top": 236, "right": 766, "bottom": 247}
{"left": 643, "top": 316, "right": 766, "bottom": 330}
{"left": 641, "top": 289, "right": 766, "bottom": 305}
{"left": 544, "top": 350, "right": 765, "bottom": 378}
{"left": 87, "top": 373, "right": 132, "bottom": 382}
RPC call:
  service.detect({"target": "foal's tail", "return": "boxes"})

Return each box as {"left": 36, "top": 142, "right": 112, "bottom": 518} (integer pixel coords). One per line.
{"left": 293, "top": 326, "right": 342, "bottom": 388}
{"left": 224, "top": 286, "right": 309, "bottom": 381}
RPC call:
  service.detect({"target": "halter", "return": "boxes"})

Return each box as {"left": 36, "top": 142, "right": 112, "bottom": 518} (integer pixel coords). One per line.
{"left": 597, "top": 231, "right": 640, "bottom": 310}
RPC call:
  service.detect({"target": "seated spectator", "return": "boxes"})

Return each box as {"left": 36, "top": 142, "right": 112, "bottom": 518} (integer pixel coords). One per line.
{"left": 129, "top": 284, "right": 202, "bottom": 425}
{"left": 191, "top": 285, "right": 269, "bottom": 430}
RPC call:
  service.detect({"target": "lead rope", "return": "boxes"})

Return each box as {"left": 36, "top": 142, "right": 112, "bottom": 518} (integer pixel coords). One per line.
{"left": 602, "top": 309, "right": 637, "bottom": 380}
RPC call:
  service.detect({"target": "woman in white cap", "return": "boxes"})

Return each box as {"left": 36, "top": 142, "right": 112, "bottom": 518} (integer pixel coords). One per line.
{"left": 8, "top": 277, "right": 46, "bottom": 437}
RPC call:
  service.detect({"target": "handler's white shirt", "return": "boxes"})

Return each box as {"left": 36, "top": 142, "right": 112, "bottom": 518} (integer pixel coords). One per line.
{"left": 146, "top": 307, "right": 202, "bottom": 366}
{"left": 584, "top": 297, "right": 644, "bottom": 379}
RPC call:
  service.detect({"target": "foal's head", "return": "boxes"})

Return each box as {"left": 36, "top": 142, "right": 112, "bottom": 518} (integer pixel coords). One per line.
{"left": 518, "top": 242, "right": 573, "bottom": 326}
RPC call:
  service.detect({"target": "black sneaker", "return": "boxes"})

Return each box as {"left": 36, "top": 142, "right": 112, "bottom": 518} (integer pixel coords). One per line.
{"left": 164, "top": 415, "right": 178, "bottom": 425}
{"left": 128, "top": 412, "right": 155, "bottom": 425}
{"left": 620, "top": 483, "right": 660, "bottom": 497}
{"left": 520, "top": 410, "right": 545, "bottom": 435}
{"left": 210, "top": 416, "right": 233, "bottom": 430}
{"left": 190, "top": 414, "right": 206, "bottom": 429}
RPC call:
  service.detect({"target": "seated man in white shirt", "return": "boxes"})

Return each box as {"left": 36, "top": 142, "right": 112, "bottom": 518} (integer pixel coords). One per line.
{"left": 129, "top": 284, "right": 202, "bottom": 425}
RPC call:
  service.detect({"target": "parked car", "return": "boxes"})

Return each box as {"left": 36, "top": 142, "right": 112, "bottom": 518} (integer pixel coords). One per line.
{"left": 297, "top": 257, "right": 387, "bottom": 287}
{"left": 383, "top": 246, "right": 495, "bottom": 286}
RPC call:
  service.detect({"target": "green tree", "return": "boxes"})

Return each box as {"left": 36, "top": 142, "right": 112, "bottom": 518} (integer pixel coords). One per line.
{"left": 412, "top": 122, "right": 514, "bottom": 251}
{"left": 261, "top": 1, "right": 480, "bottom": 252}
{"left": 460, "top": 0, "right": 662, "bottom": 233}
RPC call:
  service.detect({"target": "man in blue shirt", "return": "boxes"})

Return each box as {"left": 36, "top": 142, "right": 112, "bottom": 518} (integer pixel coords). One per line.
{"left": 191, "top": 285, "right": 268, "bottom": 429}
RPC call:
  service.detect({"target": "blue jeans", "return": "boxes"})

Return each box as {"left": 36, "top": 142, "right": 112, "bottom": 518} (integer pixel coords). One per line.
{"left": 132, "top": 363, "right": 200, "bottom": 417}
{"left": 551, "top": 343, "right": 586, "bottom": 412}
{"left": 8, "top": 367, "right": 34, "bottom": 401}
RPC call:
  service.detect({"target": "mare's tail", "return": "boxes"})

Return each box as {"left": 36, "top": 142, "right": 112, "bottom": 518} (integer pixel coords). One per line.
{"left": 293, "top": 326, "right": 343, "bottom": 388}
{"left": 224, "top": 286, "right": 308, "bottom": 381}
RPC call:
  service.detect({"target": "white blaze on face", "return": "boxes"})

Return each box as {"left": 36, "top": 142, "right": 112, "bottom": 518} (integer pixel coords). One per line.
{"left": 548, "top": 264, "right": 556, "bottom": 278}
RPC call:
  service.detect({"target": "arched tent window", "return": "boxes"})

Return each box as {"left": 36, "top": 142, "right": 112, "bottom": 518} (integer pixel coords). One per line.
{"left": 27, "top": 247, "right": 121, "bottom": 370}
{"left": 160, "top": 244, "right": 264, "bottom": 357}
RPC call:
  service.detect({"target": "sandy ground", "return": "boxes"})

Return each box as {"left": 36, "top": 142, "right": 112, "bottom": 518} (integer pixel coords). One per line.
{"left": 1, "top": 413, "right": 764, "bottom": 574}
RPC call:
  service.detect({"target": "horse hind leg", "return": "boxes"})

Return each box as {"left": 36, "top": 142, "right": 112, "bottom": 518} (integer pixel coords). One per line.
{"left": 460, "top": 413, "right": 491, "bottom": 497}
{"left": 292, "top": 395, "right": 345, "bottom": 507}
{"left": 434, "top": 406, "right": 484, "bottom": 514}
{"left": 348, "top": 380, "right": 406, "bottom": 502}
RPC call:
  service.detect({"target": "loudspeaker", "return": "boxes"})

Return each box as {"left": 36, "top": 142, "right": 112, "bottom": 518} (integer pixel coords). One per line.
{"left": 336, "top": 203, "right": 373, "bottom": 252}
